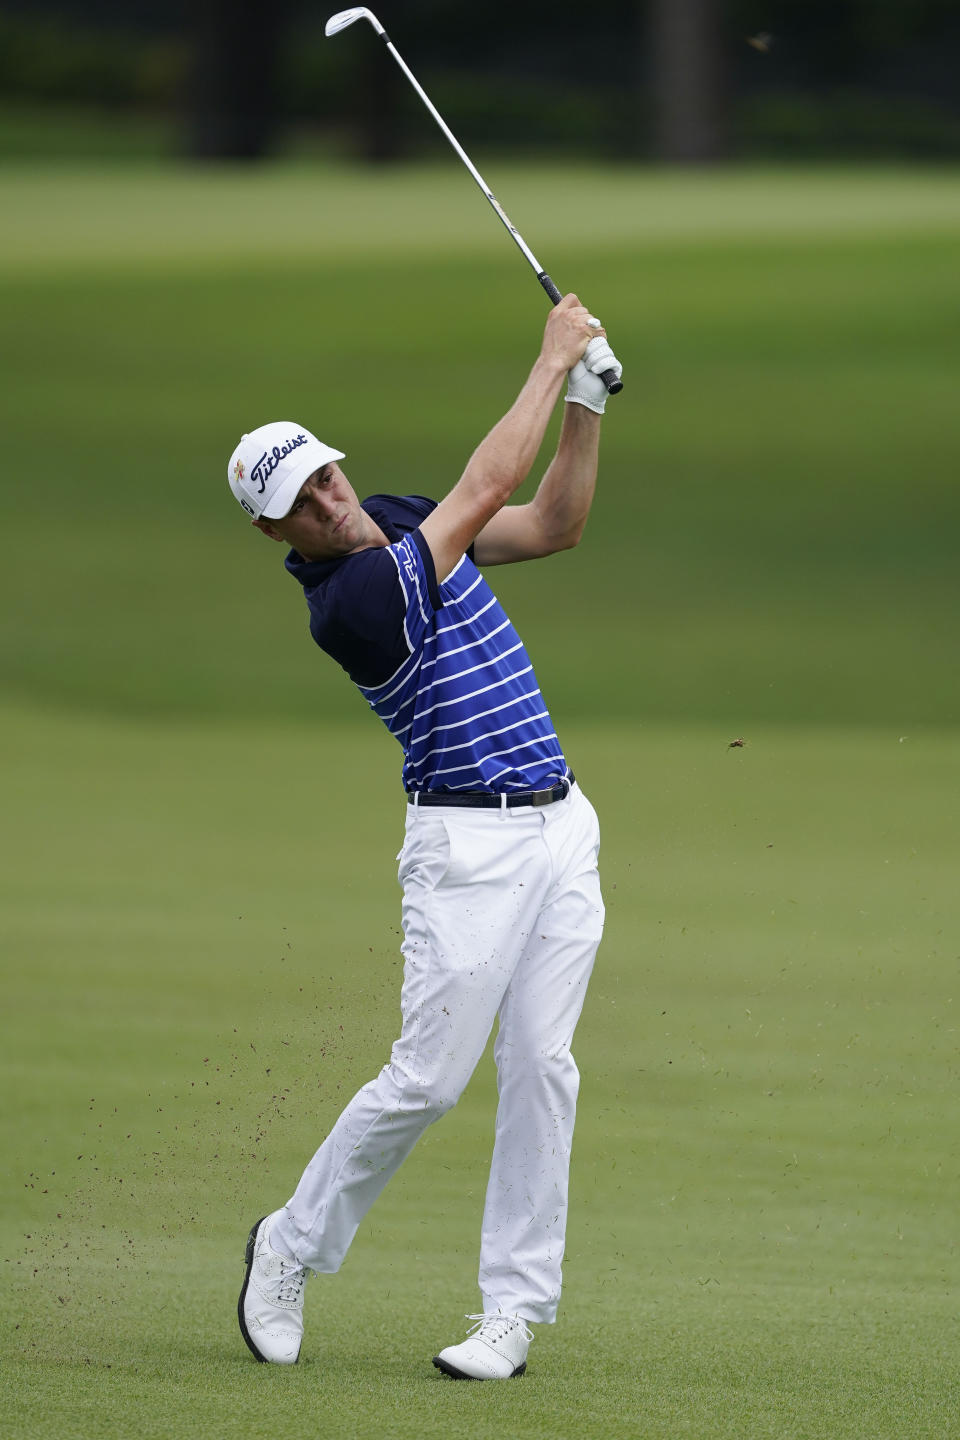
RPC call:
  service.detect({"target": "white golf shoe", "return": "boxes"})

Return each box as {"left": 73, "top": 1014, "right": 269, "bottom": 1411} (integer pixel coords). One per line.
{"left": 238, "top": 1213, "right": 306, "bottom": 1364}
{"left": 433, "top": 1313, "right": 534, "bottom": 1380}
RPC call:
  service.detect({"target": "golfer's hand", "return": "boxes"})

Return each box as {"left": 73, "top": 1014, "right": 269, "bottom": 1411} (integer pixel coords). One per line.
{"left": 540, "top": 293, "right": 606, "bottom": 374}
{"left": 565, "top": 335, "right": 623, "bottom": 415}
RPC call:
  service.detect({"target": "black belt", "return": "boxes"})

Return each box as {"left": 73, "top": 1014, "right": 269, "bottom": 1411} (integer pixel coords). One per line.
{"left": 407, "top": 773, "right": 574, "bottom": 810}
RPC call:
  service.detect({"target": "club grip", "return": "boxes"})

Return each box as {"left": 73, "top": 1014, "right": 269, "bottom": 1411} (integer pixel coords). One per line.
{"left": 537, "top": 271, "right": 622, "bottom": 396}
{"left": 538, "top": 271, "right": 564, "bottom": 306}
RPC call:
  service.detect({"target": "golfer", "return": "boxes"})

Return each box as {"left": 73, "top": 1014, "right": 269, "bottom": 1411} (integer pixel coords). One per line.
{"left": 229, "top": 294, "right": 621, "bottom": 1379}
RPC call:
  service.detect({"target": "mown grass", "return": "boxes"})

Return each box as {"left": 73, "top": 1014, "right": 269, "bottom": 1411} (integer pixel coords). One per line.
{"left": 4, "top": 711, "right": 958, "bottom": 1438}
{"left": 3, "top": 232, "right": 959, "bottom": 727}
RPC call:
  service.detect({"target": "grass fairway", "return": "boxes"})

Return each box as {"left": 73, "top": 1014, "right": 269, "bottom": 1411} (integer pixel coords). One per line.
{"left": 4, "top": 710, "right": 958, "bottom": 1438}
{"left": 2, "top": 163, "right": 959, "bottom": 1437}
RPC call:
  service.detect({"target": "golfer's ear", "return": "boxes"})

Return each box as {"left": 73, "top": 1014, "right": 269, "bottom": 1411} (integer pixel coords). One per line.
{"left": 253, "top": 518, "right": 284, "bottom": 542}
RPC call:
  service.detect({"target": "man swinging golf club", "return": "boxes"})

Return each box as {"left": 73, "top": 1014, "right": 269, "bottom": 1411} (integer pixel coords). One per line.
{"left": 229, "top": 295, "right": 621, "bottom": 1379}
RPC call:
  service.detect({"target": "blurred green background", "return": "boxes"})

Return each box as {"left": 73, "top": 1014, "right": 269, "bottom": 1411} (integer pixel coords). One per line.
{"left": 2, "top": 5, "right": 960, "bottom": 1438}
{"left": 3, "top": 162, "right": 959, "bottom": 730}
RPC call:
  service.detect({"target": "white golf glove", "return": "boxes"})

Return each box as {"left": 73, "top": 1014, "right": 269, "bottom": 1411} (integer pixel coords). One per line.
{"left": 565, "top": 335, "right": 623, "bottom": 415}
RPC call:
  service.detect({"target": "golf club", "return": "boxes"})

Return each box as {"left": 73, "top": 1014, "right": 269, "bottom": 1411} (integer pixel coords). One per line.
{"left": 325, "top": 6, "right": 623, "bottom": 395}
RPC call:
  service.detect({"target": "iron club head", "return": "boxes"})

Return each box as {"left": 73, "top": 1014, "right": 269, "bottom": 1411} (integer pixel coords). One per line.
{"left": 324, "top": 8, "right": 385, "bottom": 37}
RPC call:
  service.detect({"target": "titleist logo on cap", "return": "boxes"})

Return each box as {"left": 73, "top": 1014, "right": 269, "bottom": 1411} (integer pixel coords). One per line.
{"left": 251, "top": 433, "right": 308, "bottom": 494}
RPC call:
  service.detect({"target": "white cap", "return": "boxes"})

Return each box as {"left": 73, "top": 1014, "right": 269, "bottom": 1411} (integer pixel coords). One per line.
{"left": 228, "top": 421, "right": 345, "bottom": 520}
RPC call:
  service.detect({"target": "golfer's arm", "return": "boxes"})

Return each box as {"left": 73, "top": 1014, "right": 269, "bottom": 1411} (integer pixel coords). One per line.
{"left": 419, "top": 355, "right": 567, "bottom": 582}
{"left": 472, "top": 402, "right": 602, "bottom": 566}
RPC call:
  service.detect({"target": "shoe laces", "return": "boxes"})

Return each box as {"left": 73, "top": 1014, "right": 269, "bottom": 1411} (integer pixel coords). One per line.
{"left": 464, "top": 1312, "right": 534, "bottom": 1345}
{"left": 275, "top": 1256, "right": 306, "bottom": 1305}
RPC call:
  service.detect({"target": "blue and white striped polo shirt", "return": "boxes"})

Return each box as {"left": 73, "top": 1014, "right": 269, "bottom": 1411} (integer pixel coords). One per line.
{"left": 285, "top": 494, "right": 568, "bottom": 795}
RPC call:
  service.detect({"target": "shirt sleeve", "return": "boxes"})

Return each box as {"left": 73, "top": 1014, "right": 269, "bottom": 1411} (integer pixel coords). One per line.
{"left": 386, "top": 532, "right": 440, "bottom": 651}
{"left": 398, "top": 496, "right": 476, "bottom": 568}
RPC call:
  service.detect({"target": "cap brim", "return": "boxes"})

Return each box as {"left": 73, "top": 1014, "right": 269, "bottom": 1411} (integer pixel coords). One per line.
{"left": 260, "top": 442, "right": 346, "bottom": 520}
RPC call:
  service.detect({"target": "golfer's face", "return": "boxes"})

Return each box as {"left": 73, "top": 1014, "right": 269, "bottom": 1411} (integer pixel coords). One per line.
{"left": 269, "top": 464, "right": 369, "bottom": 561}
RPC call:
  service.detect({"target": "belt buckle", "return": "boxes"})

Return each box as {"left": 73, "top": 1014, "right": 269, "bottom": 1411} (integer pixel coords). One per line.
{"left": 530, "top": 788, "right": 552, "bottom": 808}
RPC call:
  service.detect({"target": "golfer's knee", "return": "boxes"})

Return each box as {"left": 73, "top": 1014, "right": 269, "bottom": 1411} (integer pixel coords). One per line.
{"left": 498, "top": 1047, "right": 580, "bottom": 1092}
{"left": 413, "top": 1074, "right": 464, "bottom": 1120}
{"left": 385, "top": 1061, "right": 468, "bottom": 1121}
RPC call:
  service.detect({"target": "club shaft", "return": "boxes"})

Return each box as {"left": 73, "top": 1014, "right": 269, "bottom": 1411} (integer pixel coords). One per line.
{"left": 363, "top": 20, "right": 621, "bottom": 395}
{"left": 377, "top": 31, "right": 547, "bottom": 282}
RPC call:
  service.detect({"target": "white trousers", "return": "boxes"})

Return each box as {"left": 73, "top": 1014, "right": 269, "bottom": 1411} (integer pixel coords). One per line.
{"left": 272, "top": 783, "right": 603, "bottom": 1324}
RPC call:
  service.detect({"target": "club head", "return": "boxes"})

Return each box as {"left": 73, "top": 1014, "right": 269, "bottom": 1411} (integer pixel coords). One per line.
{"left": 324, "top": 7, "right": 385, "bottom": 38}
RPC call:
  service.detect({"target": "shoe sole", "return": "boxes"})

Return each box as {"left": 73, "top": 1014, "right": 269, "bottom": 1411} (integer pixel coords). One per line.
{"left": 432, "top": 1356, "right": 526, "bottom": 1380}
{"left": 238, "top": 1215, "right": 301, "bottom": 1365}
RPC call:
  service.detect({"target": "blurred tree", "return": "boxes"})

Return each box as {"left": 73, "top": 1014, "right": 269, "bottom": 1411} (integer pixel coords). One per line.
{"left": 648, "top": 0, "right": 728, "bottom": 160}
{"left": 354, "top": 23, "right": 406, "bottom": 162}
{"left": 185, "top": 0, "right": 291, "bottom": 159}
